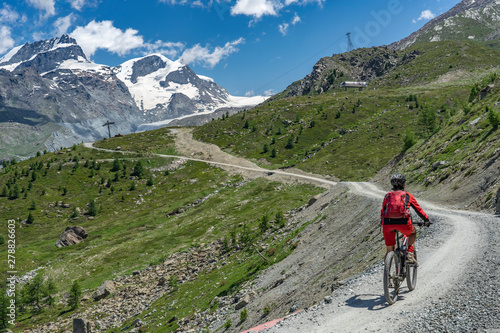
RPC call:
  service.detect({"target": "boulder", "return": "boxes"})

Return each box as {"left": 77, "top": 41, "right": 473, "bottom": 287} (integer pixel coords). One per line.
{"left": 308, "top": 194, "right": 322, "bottom": 207}
{"left": 432, "top": 161, "right": 447, "bottom": 170}
{"left": 235, "top": 291, "right": 257, "bottom": 310}
{"left": 93, "top": 280, "right": 115, "bottom": 301}
{"left": 55, "top": 226, "right": 88, "bottom": 248}
{"left": 73, "top": 318, "right": 91, "bottom": 333}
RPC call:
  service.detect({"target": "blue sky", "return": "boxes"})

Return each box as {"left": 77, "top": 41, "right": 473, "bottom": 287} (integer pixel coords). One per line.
{"left": 1, "top": 0, "right": 460, "bottom": 96}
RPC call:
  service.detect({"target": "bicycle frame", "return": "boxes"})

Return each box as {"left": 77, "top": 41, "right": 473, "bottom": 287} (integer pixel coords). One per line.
{"left": 384, "top": 229, "right": 419, "bottom": 304}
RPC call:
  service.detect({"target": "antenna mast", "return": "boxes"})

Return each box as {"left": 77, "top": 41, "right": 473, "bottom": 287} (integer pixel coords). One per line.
{"left": 346, "top": 32, "right": 354, "bottom": 52}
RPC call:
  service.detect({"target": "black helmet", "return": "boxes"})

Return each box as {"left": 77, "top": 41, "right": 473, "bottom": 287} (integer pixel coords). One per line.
{"left": 390, "top": 174, "right": 406, "bottom": 188}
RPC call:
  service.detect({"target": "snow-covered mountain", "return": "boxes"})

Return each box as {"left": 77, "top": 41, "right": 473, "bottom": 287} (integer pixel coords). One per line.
{"left": 0, "top": 35, "right": 266, "bottom": 160}
{"left": 0, "top": 35, "right": 142, "bottom": 159}
{"left": 113, "top": 54, "right": 266, "bottom": 122}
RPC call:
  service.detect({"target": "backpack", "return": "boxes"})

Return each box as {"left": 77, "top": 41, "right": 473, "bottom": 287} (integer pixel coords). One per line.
{"left": 382, "top": 191, "right": 411, "bottom": 219}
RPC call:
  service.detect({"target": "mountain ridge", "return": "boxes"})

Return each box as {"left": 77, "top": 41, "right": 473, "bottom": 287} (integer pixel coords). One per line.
{"left": 0, "top": 35, "right": 265, "bottom": 160}
{"left": 389, "top": 0, "right": 500, "bottom": 50}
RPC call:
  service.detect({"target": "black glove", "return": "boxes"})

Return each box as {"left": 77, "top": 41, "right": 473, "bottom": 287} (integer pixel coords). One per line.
{"left": 424, "top": 220, "right": 431, "bottom": 227}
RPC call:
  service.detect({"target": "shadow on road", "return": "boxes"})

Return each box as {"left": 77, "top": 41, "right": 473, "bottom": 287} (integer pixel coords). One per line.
{"left": 344, "top": 293, "right": 407, "bottom": 311}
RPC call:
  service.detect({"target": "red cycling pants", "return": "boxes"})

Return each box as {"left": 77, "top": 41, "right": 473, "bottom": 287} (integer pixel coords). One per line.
{"left": 383, "top": 223, "right": 415, "bottom": 253}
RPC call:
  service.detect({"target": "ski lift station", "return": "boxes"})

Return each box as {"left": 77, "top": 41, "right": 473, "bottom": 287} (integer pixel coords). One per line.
{"left": 340, "top": 81, "right": 368, "bottom": 91}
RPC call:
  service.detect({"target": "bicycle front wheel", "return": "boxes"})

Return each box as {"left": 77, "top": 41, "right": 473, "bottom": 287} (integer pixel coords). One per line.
{"left": 406, "top": 250, "right": 418, "bottom": 291}
{"left": 383, "top": 251, "right": 399, "bottom": 305}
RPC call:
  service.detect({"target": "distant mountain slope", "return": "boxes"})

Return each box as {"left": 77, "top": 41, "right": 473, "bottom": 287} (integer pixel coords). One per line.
{"left": 113, "top": 54, "right": 264, "bottom": 122}
{"left": 390, "top": 0, "right": 500, "bottom": 50}
{"left": 0, "top": 35, "right": 266, "bottom": 160}
{"left": 0, "top": 35, "right": 142, "bottom": 159}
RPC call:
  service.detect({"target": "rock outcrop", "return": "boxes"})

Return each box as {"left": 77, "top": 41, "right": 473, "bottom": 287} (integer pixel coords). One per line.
{"left": 55, "top": 226, "right": 88, "bottom": 248}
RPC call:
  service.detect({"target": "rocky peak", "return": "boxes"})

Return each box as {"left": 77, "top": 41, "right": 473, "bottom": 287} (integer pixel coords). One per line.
{"left": 129, "top": 55, "right": 168, "bottom": 84}
{"left": 1, "top": 34, "right": 85, "bottom": 68}
{"left": 390, "top": 0, "right": 500, "bottom": 50}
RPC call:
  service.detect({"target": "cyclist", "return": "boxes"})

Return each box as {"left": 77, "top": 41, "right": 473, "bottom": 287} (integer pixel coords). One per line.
{"left": 381, "top": 174, "right": 430, "bottom": 265}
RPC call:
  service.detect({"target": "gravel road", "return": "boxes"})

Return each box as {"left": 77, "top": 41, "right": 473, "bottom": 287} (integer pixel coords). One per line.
{"left": 259, "top": 185, "right": 500, "bottom": 333}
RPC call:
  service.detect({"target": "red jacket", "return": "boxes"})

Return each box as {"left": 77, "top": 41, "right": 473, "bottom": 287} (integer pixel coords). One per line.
{"left": 381, "top": 191, "right": 429, "bottom": 225}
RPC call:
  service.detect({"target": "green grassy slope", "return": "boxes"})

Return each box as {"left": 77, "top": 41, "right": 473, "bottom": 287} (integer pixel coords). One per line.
{"left": 193, "top": 41, "right": 500, "bottom": 181}
{"left": 0, "top": 128, "right": 322, "bottom": 331}
{"left": 379, "top": 72, "right": 500, "bottom": 209}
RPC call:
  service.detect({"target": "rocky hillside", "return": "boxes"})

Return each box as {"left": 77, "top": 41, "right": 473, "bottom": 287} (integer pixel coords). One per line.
{"left": 373, "top": 72, "right": 500, "bottom": 213}
{"left": 390, "top": 0, "right": 500, "bottom": 50}
{"left": 276, "top": 39, "right": 499, "bottom": 99}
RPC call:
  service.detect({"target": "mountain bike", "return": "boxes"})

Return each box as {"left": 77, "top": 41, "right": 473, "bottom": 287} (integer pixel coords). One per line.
{"left": 383, "top": 221, "right": 431, "bottom": 305}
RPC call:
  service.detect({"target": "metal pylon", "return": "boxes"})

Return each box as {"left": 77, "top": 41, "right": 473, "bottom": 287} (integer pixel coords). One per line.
{"left": 346, "top": 32, "right": 354, "bottom": 52}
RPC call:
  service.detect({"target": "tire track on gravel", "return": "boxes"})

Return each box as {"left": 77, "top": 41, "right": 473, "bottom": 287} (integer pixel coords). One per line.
{"left": 260, "top": 184, "right": 486, "bottom": 333}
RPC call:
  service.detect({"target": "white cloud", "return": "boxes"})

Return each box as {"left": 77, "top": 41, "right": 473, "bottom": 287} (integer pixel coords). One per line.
{"left": 70, "top": 20, "right": 144, "bottom": 58}
{"left": 0, "top": 4, "right": 19, "bottom": 23}
{"left": 231, "top": 0, "right": 281, "bottom": 19}
{"left": 27, "top": 0, "right": 56, "bottom": 19}
{"left": 143, "top": 40, "right": 186, "bottom": 59}
{"left": 179, "top": 37, "right": 245, "bottom": 68}
{"left": 263, "top": 89, "right": 275, "bottom": 96}
{"left": 0, "top": 26, "right": 15, "bottom": 54}
{"left": 245, "top": 89, "right": 255, "bottom": 96}
{"left": 279, "top": 22, "right": 289, "bottom": 36}
{"left": 416, "top": 9, "right": 436, "bottom": 21}
{"left": 279, "top": 12, "right": 300, "bottom": 36}
{"left": 68, "top": 0, "right": 87, "bottom": 11}
{"left": 54, "top": 14, "right": 75, "bottom": 36}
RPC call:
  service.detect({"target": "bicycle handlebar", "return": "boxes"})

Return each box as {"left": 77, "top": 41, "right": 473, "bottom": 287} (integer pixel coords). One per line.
{"left": 415, "top": 220, "right": 433, "bottom": 227}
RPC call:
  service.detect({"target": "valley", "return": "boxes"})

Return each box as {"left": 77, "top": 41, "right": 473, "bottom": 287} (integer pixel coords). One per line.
{"left": 1, "top": 0, "right": 500, "bottom": 331}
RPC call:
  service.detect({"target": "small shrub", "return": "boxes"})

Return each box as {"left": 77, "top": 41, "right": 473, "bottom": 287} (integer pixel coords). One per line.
{"left": 263, "top": 306, "right": 271, "bottom": 316}
{"left": 240, "top": 308, "right": 248, "bottom": 322}
{"left": 259, "top": 215, "right": 269, "bottom": 233}
{"left": 402, "top": 129, "right": 417, "bottom": 152}
{"left": 132, "top": 161, "right": 145, "bottom": 179}
{"left": 68, "top": 281, "right": 82, "bottom": 309}
{"left": 87, "top": 199, "right": 98, "bottom": 216}
{"left": 488, "top": 108, "right": 499, "bottom": 130}
{"left": 224, "top": 319, "right": 232, "bottom": 330}
{"left": 28, "top": 200, "right": 37, "bottom": 211}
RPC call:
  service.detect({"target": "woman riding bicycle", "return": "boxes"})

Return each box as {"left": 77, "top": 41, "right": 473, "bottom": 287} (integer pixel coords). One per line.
{"left": 381, "top": 174, "right": 430, "bottom": 266}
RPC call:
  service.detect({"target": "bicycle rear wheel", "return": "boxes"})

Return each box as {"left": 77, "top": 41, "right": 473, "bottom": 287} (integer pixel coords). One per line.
{"left": 406, "top": 250, "right": 418, "bottom": 291}
{"left": 383, "top": 251, "right": 399, "bottom": 305}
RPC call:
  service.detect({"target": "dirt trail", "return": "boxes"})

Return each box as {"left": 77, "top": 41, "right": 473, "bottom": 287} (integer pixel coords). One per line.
{"left": 84, "top": 129, "right": 498, "bottom": 333}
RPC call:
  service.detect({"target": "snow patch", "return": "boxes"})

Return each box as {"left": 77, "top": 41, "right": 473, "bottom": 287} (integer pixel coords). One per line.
{"left": 198, "top": 75, "right": 215, "bottom": 82}
{"left": 0, "top": 45, "right": 23, "bottom": 63}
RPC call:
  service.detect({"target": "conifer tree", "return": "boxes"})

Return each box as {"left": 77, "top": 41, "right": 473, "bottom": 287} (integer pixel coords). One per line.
{"left": 87, "top": 199, "right": 98, "bottom": 216}
{"left": 68, "top": 281, "right": 82, "bottom": 309}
